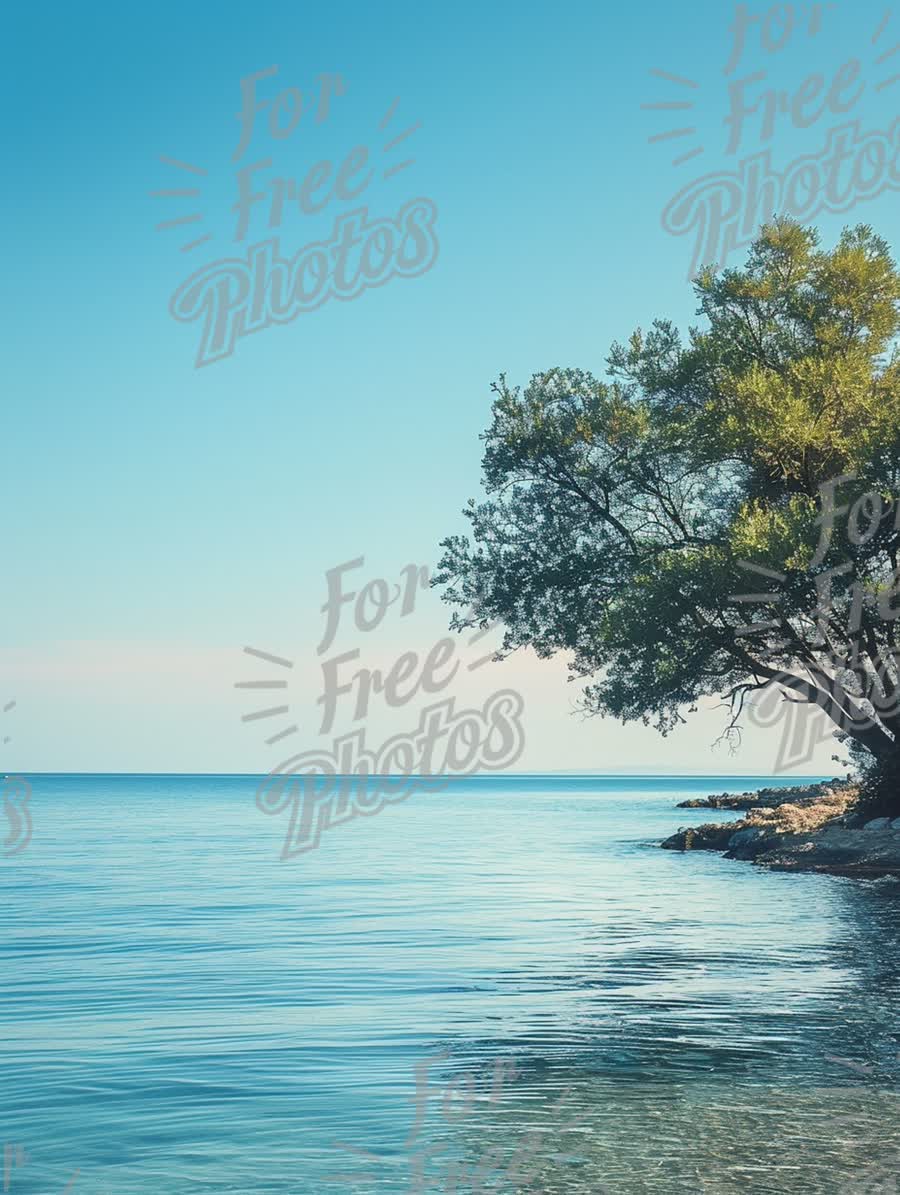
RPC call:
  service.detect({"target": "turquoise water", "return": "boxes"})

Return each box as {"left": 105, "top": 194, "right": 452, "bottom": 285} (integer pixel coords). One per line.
{"left": 3, "top": 773, "right": 900, "bottom": 1193}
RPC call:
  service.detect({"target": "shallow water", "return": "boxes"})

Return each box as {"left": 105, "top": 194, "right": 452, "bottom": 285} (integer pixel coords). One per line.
{"left": 3, "top": 774, "right": 900, "bottom": 1193}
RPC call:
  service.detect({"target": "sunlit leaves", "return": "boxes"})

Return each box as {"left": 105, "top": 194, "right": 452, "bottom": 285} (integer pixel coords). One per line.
{"left": 436, "top": 220, "right": 900, "bottom": 753}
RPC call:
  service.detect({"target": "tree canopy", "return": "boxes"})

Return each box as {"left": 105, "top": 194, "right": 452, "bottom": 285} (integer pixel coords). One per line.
{"left": 435, "top": 220, "right": 900, "bottom": 802}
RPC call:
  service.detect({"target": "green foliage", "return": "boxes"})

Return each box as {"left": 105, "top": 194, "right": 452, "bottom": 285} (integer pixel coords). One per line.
{"left": 436, "top": 220, "right": 900, "bottom": 777}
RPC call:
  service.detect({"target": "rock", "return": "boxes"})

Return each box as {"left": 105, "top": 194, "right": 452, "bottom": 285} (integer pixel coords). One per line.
{"left": 677, "top": 793, "right": 777, "bottom": 811}
{"left": 675, "top": 780, "right": 850, "bottom": 812}
{"left": 753, "top": 824, "right": 900, "bottom": 874}
{"left": 727, "top": 826, "right": 769, "bottom": 849}
{"left": 661, "top": 823, "right": 738, "bottom": 851}
{"left": 725, "top": 826, "right": 784, "bottom": 860}
{"left": 658, "top": 778, "right": 900, "bottom": 877}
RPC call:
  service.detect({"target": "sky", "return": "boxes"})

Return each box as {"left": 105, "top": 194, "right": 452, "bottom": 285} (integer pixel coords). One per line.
{"left": 3, "top": 0, "right": 899, "bottom": 774}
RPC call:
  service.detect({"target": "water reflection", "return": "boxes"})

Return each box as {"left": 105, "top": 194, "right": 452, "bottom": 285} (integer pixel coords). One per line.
{"left": 4, "top": 774, "right": 900, "bottom": 1193}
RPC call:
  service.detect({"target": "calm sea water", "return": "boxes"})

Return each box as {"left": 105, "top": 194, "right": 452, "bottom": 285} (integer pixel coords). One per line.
{"left": 3, "top": 773, "right": 900, "bottom": 1194}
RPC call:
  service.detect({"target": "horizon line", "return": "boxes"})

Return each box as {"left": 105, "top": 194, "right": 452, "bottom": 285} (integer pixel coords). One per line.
{"left": 3, "top": 769, "right": 836, "bottom": 779}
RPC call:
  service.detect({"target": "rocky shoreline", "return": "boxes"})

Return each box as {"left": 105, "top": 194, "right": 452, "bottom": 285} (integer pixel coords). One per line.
{"left": 661, "top": 779, "right": 900, "bottom": 878}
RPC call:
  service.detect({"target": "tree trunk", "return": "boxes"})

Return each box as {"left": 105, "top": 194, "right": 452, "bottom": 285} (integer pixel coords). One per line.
{"left": 860, "top": 745, "right": 900, "bottom": 818}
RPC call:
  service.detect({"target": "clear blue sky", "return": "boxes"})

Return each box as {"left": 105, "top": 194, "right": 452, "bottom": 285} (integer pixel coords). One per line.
{"left": 4, "top": 0, "right": 899, "bottom": 772}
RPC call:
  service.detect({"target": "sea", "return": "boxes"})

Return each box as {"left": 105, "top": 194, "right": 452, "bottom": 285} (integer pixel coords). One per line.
{"left": 3, "top": 773, "right": 900, "bottom": 1194}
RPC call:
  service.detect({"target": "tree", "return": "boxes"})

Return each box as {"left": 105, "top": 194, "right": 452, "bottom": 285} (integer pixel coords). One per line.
{"left": 435, "top": 220, "right": 900, "bottom": 812}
